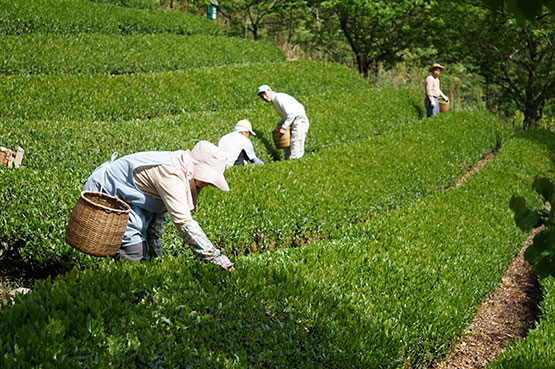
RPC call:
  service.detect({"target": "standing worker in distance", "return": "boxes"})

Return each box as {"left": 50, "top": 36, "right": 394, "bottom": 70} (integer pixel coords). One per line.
{"left": 218, "top": 119, "right": 264, "bottom": 168}
{"left": 82, "top": 141, "right": 234, "bottom": 272}
{"left": 257, "top": 84, "right": 309, "bottom": 159}
{"left": 425, "top": 63, "right": 449, "bottom": 118}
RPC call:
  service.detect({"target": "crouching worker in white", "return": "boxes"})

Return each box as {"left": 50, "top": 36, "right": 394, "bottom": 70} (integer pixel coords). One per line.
{"left": 82, "top": 141, "right": 234, "bottom": 272}
{"left": 218, "top": 119, "right": 264, "bottom": 168}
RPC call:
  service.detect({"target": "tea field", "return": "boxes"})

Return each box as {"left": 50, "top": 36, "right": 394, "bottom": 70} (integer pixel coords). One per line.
{"left": 1, "top": 1, "right": 554, "bottom": 368}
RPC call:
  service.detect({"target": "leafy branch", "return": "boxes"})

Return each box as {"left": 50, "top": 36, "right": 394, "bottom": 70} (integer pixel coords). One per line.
{"left": 510, "top": 176, "right": 555, "bottom": 278}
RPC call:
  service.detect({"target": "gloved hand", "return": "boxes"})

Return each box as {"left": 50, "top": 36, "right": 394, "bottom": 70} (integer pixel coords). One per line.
{"left": 430, "top": 99, "right": 436, "bottom": 108}
{"left": 178, "top": 220, "right": 234, "bottom": 272}
{"left": 211, "top": 255, "right": 234, "bottom": 272}
{"left": 441, "top": 94, "right": 449, "bottom": 102}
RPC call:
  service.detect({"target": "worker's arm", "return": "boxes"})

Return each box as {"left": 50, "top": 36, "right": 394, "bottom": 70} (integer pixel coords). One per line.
{"left": 243, "top": 140, "right": 264, "bottom": 165}
{"left": 134, "top": 165, "right": 234, "bottom": 271}
{"left": 178, "top": 220, "right": 234, "bottom": 270}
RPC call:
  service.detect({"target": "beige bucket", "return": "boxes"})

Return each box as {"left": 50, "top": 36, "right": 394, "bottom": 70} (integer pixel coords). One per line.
{"left": 439, "top": 100, "right": 449, "bottom": 113}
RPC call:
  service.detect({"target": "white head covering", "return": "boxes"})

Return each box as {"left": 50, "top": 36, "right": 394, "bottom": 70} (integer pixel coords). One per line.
{"left": 257, "top": 84, "right": 271, "bottom": 95}
{"left": 233, "top": 119, "right": 256, "bottom": 135}
{"left": 190, "top": 141, "right": 230, "bottom": 192}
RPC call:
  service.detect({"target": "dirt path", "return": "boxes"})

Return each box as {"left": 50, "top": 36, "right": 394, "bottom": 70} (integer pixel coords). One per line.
{"left": 432, "top": 229, "right": 542, "bottom": 369}
{"left": 431, "top": 149, "right": 542, "bottom": 368}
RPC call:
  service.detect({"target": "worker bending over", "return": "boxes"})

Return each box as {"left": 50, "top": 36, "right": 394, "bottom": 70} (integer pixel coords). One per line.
{"left": 257, "top": 84, "right": 309, "bottom": 159}
{"left": 82, "top": 141, "right": 234, "bottom": 272}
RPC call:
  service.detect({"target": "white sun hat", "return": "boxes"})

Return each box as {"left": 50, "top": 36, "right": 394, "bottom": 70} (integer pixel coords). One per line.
{"left": 233, "top": 119, "right": 256, "bottom": 135}
{"left": 190, "top": 141, "right": 230, "bottom": 192}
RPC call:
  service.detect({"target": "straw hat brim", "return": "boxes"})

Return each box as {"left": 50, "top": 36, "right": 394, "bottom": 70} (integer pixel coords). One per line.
{"left": 429, "top": 64, "right": 445, "bottom": 72}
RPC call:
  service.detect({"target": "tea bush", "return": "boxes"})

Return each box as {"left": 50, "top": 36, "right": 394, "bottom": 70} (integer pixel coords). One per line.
{"left": 0, "top": 34, "right": 285, "bottom": 74}
{"left": 0, "top": 61, "right": 370, "bottom": 121}
{"left": 89, "top": 0, "right": 158, "bottom": 9}
{"left": 0, "top": 0, "right": 221, "bottom": 35}
{"left": 0, "top": 110, "right": 507, "bottom": 271}
{"left": 1, "top": 128, "right": 552, "bottom": 368}
{"left": 192, "top": 111, "right": 510, "bottom": 254}
{"left": 488, "top": 278, "right": 555, "bottom": 368}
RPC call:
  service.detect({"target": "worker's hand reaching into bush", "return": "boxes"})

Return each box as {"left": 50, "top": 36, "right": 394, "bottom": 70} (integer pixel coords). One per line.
{"left": 210, "top": 254, "right": 234, "bottom": 273}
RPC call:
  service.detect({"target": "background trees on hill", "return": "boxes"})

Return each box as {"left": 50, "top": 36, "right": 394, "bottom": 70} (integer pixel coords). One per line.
{"left": 159, "top": 0, "right": 553, "bottom": 129}
{"left": 436, "top": 1, "right": 555, "bottom": 128}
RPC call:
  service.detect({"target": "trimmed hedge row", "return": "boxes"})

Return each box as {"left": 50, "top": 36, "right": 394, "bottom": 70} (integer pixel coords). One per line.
{"left": 0, "top": 34, "right": 285, "bottom": 75}
{"left": 488, "top": 277, "right": 555, "bottom": 368}
{"left": 191, "top": 111, "right": 509, "bottom": 254}
{"left": 0, "top": 61, "right": 370, "bottom": 121}
{"left": 0, "top": 0, "right": 221, "bottom": 35}
{"left": 0, "top": 128, "right": 552, "bottom": 368}
{"left": 0, "top": 87, "right": 422, "bottom": 268}
{"left": 0, "top": 110, "right": 506, "bottom": 271}
{"left": 88, "top": 0, "right": 158, "bottom": 9}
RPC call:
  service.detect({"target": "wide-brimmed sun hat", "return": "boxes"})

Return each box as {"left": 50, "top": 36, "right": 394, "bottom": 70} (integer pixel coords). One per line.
{"left": 233, "top": 119, "right": 256, "bottom": 135}
{"left": 257, "top": 84, "right": 271, "bottom": 95}
{"left": 190, "top": 141, "right": 230, "bottom": 192}
{"left": 429, "top": 63, "right": 445, "bottom": 72}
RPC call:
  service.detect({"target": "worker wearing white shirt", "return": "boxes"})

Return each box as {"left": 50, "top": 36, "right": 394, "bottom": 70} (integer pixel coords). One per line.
{"left": 257, "top": 84, "right": 309, "bottom": 159}
{"left": 425, "top": 63, "right": 449, "bottom": 117}
{"left": 218, "top": 120, "right": 264, "bottom": 167}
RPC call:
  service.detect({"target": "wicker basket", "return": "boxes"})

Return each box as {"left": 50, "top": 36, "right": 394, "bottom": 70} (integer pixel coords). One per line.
{"left": 65, "top": 191, "right": 130, "bottom": 257}
{"left": 439, "top": 100, "right": 449, "bottom": 112}
{"left": 272, "top": 127, "right": 291, "bottom": 148}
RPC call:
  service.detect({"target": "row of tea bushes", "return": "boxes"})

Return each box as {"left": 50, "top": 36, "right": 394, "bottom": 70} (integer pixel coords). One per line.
{"left": 1, "top": 129, "right": 552, "bottom": 368}
{"left": 0, "top": 0, "right": 221, "bottom": 35}
{"left": 88, "top": 0, "right": 158, "bottom": 9}
{"left": 0, "top": 61, "right": 370, "bottom": 121}
{"left": 0, "top": 88, "right": 421, "bottom": 270}
{"left": 489, "top": 277, "right": 555, "bottom": 368}
{"left": 189, "top": 111, "right": 510, "bottom": 254}
{"left": 0, "top": 34, "right": 284, "bottom": 75}
{"left": 280, "top": 129, "right": 555, "bottom": 368}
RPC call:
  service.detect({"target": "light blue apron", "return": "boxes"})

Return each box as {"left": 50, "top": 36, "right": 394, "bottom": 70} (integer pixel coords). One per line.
{"left": 83, "top": 151, "right": 175, "bottom": 248}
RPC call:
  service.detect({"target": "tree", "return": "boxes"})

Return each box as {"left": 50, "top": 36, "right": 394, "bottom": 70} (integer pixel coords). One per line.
{"left": 218, "top": 0, "right": 290, "bottom": 40}
{"left": 313, "top": 0, "right": 433, "bottom": 78}
{"left": 510, "top": 177, "right": 555, "bottom": 279}
{"left": 435, "top": 1, "right": 554, "bottom": 128}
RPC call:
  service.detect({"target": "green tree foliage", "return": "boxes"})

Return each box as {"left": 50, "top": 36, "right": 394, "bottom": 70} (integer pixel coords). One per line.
{"left": 482, "top": 0, "right": 555, "bottom": 22}
{"left": 216, "top": 0, "right": 308, "bottom": 40}
{"left": 435, "top": 1, "right": 554, "bottom": 128}
{"left": 312, "top": 0, "right": 432, "bottom": 78}
{"left": 510, "top": 177, "right": 555, "bottom": 278}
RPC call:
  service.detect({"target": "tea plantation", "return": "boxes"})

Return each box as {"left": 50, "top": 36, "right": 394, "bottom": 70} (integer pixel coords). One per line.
{"left": 1, "top": 1, "right": 554, "bottom": 368}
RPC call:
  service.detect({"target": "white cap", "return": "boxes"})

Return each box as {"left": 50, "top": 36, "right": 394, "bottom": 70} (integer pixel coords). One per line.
{"left": 257, "top": 84, "right": 271, "bottom": 95}
{"left": 233, "top": 119, "right": 256, "bottom": 135}
{"left": 190, "top": 141, "right": 230, "bottom": 192}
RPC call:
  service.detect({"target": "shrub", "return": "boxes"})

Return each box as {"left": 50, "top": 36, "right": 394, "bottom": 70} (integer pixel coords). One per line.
{"left": 0, "top": 0, "right": 221, "bottom": 35}
{"left": 0, "top": 34, "right": 285, "bottom": 75}
{"left": 0, "top": 61, "right": 369, "bottom": 121}
{"left": 0, "top": 110, "right": 508, "bottom": 270}
{"left": 0, "top": 128, "right": 553, "bottom": 369}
